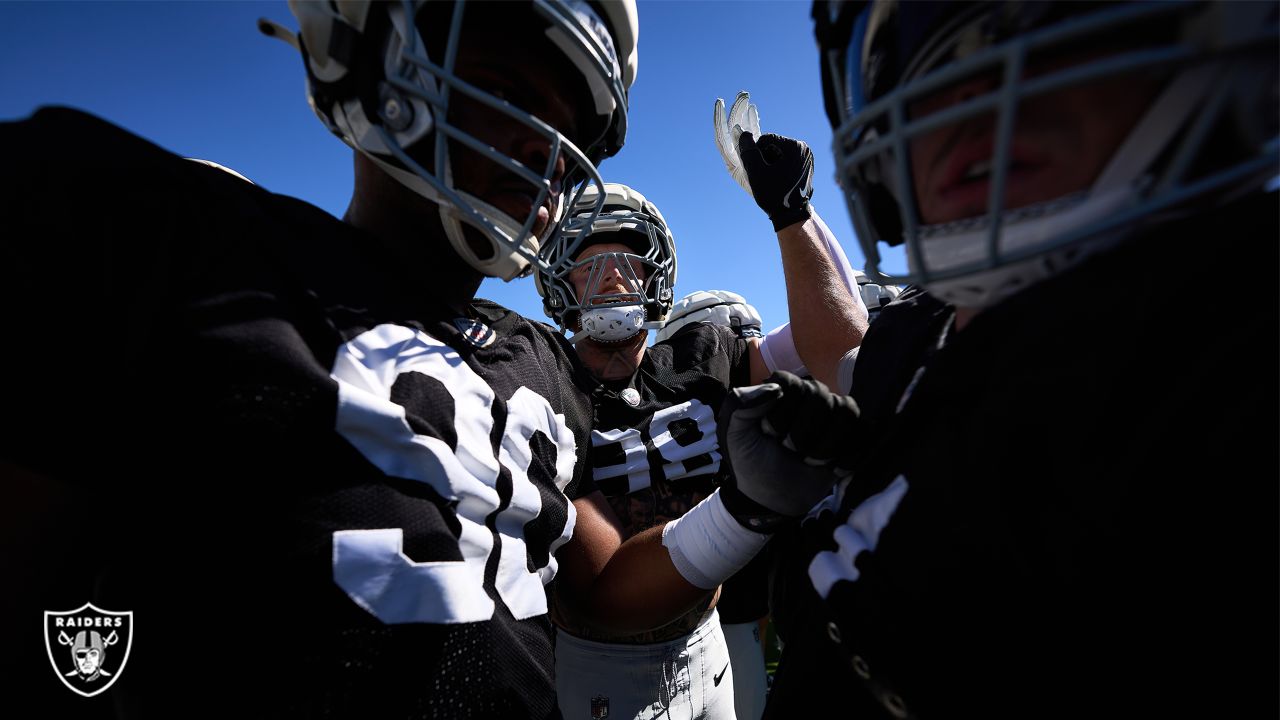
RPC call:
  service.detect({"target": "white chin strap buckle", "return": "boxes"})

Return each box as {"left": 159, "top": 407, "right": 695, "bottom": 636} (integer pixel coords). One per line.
{"left": 578, "top": 305, "right": 647, "bottom": 343}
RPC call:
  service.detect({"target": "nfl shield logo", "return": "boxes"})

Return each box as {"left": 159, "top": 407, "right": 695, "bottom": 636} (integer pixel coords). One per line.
{"left": 44, "top": 603, "right": 134, "bottom": 697}
{"left": 454, "top": 317, "right": 497, "bottom": 348}
{"left": 590, "top": 694, "right": 610, "bottom": 719}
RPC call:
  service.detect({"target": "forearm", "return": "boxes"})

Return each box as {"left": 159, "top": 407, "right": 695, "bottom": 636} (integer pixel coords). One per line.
{"left": 584, "top": 525, "right": 715, "bottom": 633}
{"left": 558, "top": 492, "right": 721, "bottom": 634}
{"left": 776, "top": 211, "right": 868, "bottom": 389}
{"left": 560, "top": 490, "right": 770, "bottom": 634}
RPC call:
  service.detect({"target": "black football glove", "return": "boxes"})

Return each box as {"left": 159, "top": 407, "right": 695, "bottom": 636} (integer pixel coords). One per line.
{"left": 755, "top": 371, "right": 862, "bottom": 468}
{"left": 738, "top": 132, "right": 815, "bottom": 232}
{"left": 717, "top": 372, "right": 860, "bottom": 533}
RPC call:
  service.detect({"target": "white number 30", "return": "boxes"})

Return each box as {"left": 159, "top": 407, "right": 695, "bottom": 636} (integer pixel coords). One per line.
{"left": 329, "top": 324, "right": 577, "bottom": 624}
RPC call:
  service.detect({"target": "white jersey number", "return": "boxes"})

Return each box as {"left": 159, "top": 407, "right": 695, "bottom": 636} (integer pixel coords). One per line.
{"left": 591, "top": 398, "right": 721, "bottom": 495}
{"left": 330, "top": 324, "right": 577, "bottom": 624}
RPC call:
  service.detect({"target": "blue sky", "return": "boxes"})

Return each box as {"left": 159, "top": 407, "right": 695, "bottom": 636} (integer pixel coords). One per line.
{"left": 0, "top": 0, "right": 860, "bottom": 333}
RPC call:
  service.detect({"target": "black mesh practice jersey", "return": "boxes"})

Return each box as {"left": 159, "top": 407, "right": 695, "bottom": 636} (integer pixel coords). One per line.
{"left": 764, "top": 192, "right": 1280, "bottom": 719}
{"left": 589, "top": 323, "right": 750, "bottom": 506}
{"left": 1, "top": 108, "right": 597, "bottom": 719}
{"left": 559, "top": 323, "right": 768, "bottom": 640}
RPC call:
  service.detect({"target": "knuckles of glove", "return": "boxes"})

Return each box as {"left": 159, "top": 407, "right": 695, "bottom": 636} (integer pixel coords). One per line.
{"left": 716, "top": 379, "right": 849, "bottom": 523}
{"left": 760, "top": 371, "right": 861, "bottom": 468}
{"left": 737, "top": 132, "right": 815, "bottom": 230}
{"left": 738, "top": 132, "right": 806, "bottom": 175}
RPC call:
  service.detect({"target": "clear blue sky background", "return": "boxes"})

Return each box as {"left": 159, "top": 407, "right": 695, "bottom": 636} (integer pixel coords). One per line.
{"left": 0, "top": 0, "right": 861, "bottom": 333}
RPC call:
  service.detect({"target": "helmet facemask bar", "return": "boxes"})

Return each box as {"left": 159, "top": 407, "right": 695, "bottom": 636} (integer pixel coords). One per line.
{"left": 832, "top": 1, "right": 1280, "bottom": 306}
{"left": 539, "top": 203, "right": 677, "bottom": 334}
{"left": 573, "top": 250, "right": 659, "bottom": 311}
{"left": 535, "top": 0, "right": 630, "bottom": 156}
{"left": 307, "top": 0, "right": 626, "bottom": 281}
{"left": 404, "top": 0, "right": 623, "bottom": 278}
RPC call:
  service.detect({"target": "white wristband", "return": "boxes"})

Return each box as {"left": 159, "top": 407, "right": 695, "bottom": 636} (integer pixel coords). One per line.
{"left": 661, "top": 489, "right": 771, "bottom": 590}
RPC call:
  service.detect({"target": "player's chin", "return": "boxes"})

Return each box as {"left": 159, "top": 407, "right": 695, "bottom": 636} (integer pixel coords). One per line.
{"left": 487, "top": 192, "right": 554, "bottom": 239}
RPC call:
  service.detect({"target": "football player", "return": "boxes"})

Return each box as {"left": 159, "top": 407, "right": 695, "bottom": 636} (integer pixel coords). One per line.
{"left": 720, "top": 2, "right": 1279, "bottom": 717}
{"left": 654, "top": 288, "right": 774, "bottom": 720}
{"left": 657, "top": 273, "right": 900, "bottom": 392}
{"left": 535, "top": 161, "right": 865, "bottom": 718}
{"left": 2, "top": 1, "right": 638, "bottom": 717}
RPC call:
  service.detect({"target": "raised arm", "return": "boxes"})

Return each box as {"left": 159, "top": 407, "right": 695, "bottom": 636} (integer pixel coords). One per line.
{"left": 738, "top": 132, "right": 868, "bottom": 388}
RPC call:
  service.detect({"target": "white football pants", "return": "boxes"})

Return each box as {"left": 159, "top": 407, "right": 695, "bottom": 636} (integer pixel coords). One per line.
{"left": 720, "top": 620, "right": 767, "bottom": 720}
{"left": 556, "top": 609, "right": 736, "bottom": 720}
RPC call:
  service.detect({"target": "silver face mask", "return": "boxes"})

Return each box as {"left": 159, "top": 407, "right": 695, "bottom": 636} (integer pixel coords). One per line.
{"left": 819, "top": 1, "right": 1278, "bottom": 307}
{"left": 268, "top": 0, "right": 638, "bottom": 280}
{"left": 535, "top": 183, "right": 678, "bottom": 339}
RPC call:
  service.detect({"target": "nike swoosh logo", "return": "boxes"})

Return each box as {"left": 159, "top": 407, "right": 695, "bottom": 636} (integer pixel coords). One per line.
{"left": 782, "top": 173, "right": 803, "bottom": 209}
{"left": 713, "top": 662, "right": 730, "bottom": 686}
{"left": 781, "top": 155, "right": 813, "bottom": 209}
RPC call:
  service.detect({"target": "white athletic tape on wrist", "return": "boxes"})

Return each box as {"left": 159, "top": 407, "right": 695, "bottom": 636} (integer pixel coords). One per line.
{"left": 662, "top": 489, "right": 771, "bottom": 590}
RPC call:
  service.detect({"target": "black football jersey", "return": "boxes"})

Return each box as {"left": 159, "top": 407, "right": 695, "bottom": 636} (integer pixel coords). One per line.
{"left": 764, "top": 192, "right": 1280, "bottom": 719}
{"left": 568, "top": 323, "right": 768, "bottom": 637}
{"left": 1, "top": 108, "right": 595, "bottom": 719}
{"left": 589, "top": 323, "right": 750, "bottom": 508}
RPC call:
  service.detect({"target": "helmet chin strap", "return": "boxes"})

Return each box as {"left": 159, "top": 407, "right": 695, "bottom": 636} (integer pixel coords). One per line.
{"left": 917, "top": 184, "right": 1135, "bottom": 308}
{"left": 439, "top": 160, "right": 544, "bottom": 281}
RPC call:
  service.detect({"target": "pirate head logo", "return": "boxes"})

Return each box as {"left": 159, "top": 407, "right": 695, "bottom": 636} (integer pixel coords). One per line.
{"left": 44, "top": 603, "right": 133, "bottom": 697}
